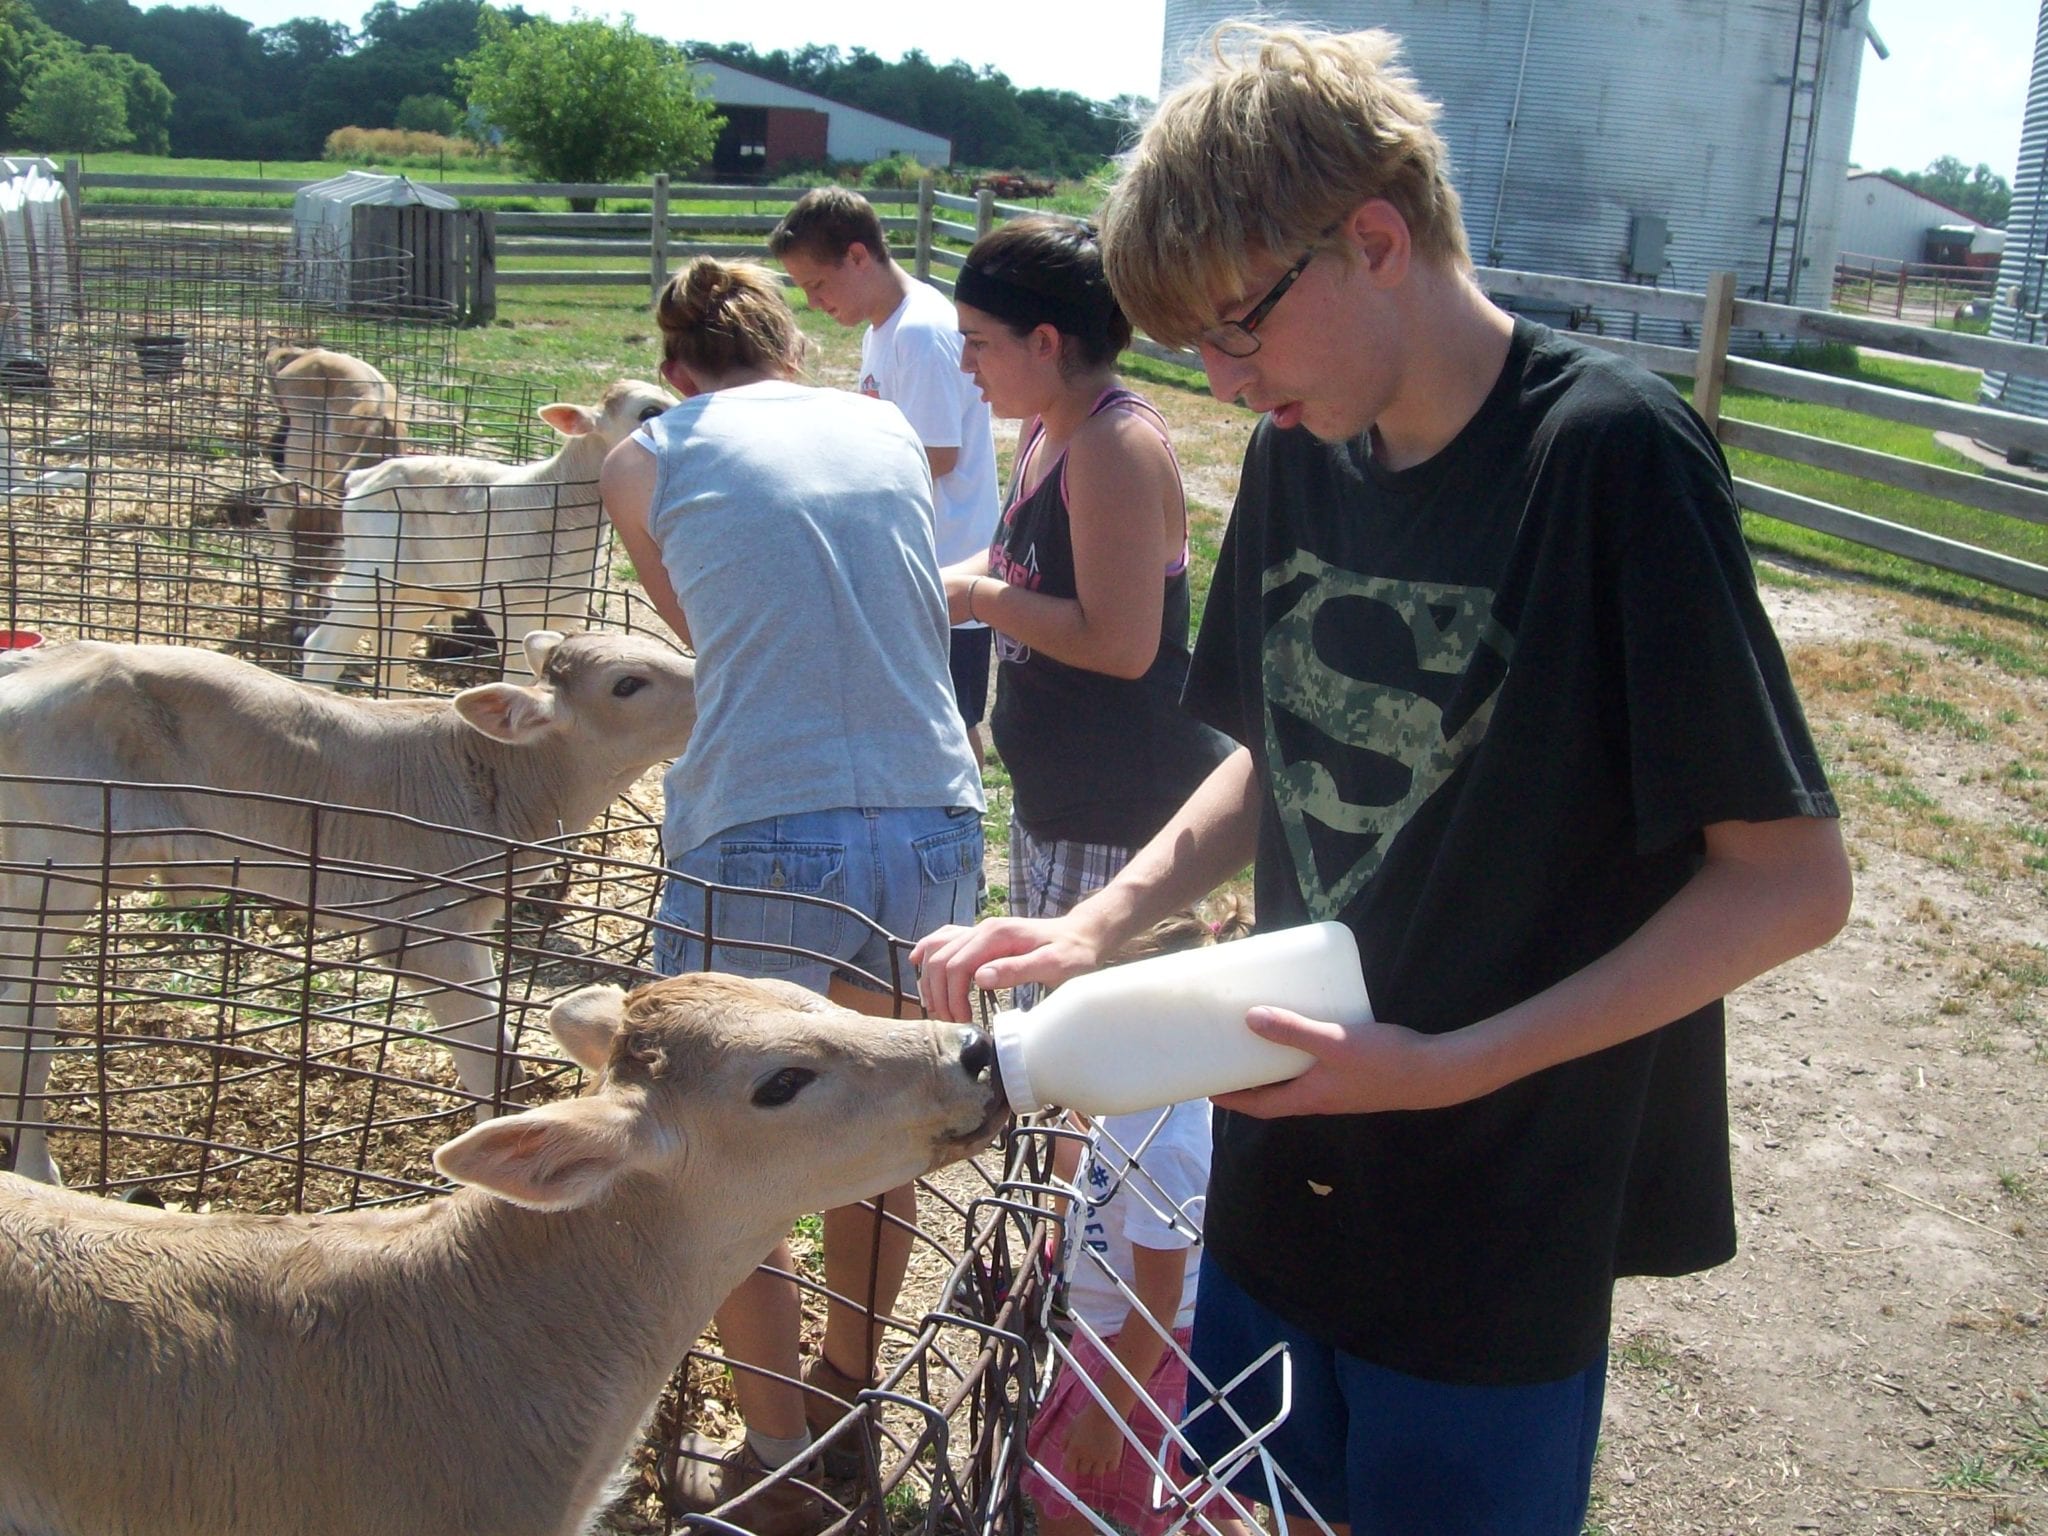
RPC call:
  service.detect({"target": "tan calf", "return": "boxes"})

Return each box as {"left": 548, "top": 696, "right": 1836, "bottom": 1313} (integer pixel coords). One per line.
{"left": 0, "top": 629, "right": 697, "bottom": 1185}
{"left": 0, "top": 974, "right": 1007, "bottom": 1536}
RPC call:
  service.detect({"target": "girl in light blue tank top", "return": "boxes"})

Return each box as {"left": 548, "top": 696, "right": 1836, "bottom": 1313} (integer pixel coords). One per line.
{"left": 600, "top": 258, "right": 985, "bottom": 1517}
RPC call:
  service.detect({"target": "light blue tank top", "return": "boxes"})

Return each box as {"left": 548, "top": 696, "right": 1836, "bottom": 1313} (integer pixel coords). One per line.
{"left": 637, "top": 380, "right": 983, "bottom": 854}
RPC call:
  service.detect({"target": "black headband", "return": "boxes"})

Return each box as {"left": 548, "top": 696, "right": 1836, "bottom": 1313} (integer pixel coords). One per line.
{"left": 955, "top": 263, "right": 1113, "bottom": 339}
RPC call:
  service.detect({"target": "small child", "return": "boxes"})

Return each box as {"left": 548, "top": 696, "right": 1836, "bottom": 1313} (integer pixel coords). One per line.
{"left": 1021, "top": 901, "right": 1251, "bottom": 1536}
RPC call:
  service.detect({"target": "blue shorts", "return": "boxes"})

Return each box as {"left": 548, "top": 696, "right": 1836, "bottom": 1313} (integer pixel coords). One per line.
{"left": 1183, "top": 1254, "right": 1605, "bottom": 1536}
{"left": 654, "top": 805, "right": 983, "bottom": 996}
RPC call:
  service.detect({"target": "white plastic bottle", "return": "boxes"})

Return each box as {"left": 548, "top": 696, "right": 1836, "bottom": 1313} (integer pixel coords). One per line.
{"left": 989, "top": 921, "right": 1374, "bottom": 1116}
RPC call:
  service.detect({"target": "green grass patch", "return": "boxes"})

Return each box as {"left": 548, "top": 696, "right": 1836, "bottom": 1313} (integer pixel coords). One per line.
{"left": 1669, "top": 351, "right": 2048, "bottom": 622}
{"left": 1903, "top": 623, "right": 2048, "bottom": 679}
{"left": 1876, "top": 693, "right": 1989, "bottom": 740}
{"left": 1935, "top": 1453, "right": 2000, "bottom": 1492}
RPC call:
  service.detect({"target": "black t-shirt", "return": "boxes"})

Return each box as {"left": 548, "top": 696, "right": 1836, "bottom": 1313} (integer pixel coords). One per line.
{"left": 1183, "top": 320, "right": 1837, "bottom": 1386}
{"left": 990, "top": 389, "right": 1233, "bottom": 846}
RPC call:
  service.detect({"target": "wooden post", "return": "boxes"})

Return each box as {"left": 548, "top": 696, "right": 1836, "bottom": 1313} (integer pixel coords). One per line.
{"left": 58, "top": 157, "right": 84, "bottom": 310}
{"left": 975, "top": 188, "right": 995, "bottom": 243}
{"left": 649, "top": 173, "right": 670, "bottom": 303}
{"left": 914, "top": 176, "right": 934, "bottom": 283}
{"left": 473, "top": 209, "right": 497, "bottom": 325}
{"left": 1692, "top": 270, "right": 1737, "bottom": 435}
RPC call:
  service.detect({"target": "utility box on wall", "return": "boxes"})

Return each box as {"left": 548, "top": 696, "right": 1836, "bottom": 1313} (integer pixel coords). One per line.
{"left": 1627, "top": 214, "right": 1671, "bottom": 280}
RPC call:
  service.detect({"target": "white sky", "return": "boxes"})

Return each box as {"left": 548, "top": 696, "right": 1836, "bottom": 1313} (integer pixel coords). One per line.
{"left": 199, "top": 0, "right": 2041, "bottom": 185}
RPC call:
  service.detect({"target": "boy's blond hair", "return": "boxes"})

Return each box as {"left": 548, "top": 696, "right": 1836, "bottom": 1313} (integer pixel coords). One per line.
{"left": 1101, "top": 25, "right": 1468, "bottom": 348}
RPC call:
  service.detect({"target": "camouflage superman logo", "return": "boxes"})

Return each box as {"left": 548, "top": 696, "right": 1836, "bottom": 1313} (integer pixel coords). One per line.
{"left": 1260, "top": 550, "right": 1513, "bottom": 919}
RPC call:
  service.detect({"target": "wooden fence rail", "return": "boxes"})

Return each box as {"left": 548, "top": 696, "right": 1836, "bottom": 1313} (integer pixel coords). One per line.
{"left": 62, "top": 164, "right": 2048, "bottom": 601}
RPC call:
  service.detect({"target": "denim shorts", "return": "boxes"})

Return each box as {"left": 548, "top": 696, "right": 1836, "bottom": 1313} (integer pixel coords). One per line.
{"left": 654, "top": 805, "right": 984, "bottom": 996}
{"left": 1183, "top": 1253, "right": 1605, "bottom": 1535}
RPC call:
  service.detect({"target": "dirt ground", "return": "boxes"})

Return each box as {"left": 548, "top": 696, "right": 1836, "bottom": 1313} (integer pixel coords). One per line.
{"left": 1589, "top": 566, "right": 2048, "bottom": 1535}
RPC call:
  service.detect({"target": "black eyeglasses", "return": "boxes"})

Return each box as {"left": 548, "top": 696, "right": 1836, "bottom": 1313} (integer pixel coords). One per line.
{"left": 1198, "top": 243, "right": 1320, "bottom": 358}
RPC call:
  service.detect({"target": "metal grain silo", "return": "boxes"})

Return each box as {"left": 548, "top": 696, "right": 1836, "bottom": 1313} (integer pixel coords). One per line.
{"left": 1980, "top": 3, "right": 2048, "bottom": 421}
{"left": 1159, "top": 1, "right": 1873, "bottom": 318}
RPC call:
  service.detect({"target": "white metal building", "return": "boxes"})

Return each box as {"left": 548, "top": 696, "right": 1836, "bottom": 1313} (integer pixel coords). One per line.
{"left": 1984, "top": 1, "right": 2048, "bottom": 420}
{"left": 689, "top": 61, "right": 952, "bottom": 171}
{"left": 1160, "top": 0, "right": 1878, "bottom": 316}
{"left": 1838, "top": 171, "right": 2001, "bottom": 265}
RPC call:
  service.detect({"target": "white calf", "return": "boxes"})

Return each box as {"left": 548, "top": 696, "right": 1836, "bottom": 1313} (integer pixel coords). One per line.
{"left": 0, "top": 629, "right": 696, "bottom": 1184}
{"left": 0, "top": 973, "right": 1006, "bottom": 1536}
{"left": 302, "top": 379, "right": 675, "bottom": 690}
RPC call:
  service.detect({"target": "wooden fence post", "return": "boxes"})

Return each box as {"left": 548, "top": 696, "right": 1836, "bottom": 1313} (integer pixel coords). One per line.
{"left": 914, "top": 176, "right": 934, "bottom": 283}
{"left": 975, "top": 188, "right": 995, "bottom": 243}
{"left": 649, "top": 173, "right": 670, "bottom": 303}
{"left": 1693, "top": 270, "right": 1737, "bottom": 435}
{"left": 466, "top": 208, "right": 496, "bottom": 325}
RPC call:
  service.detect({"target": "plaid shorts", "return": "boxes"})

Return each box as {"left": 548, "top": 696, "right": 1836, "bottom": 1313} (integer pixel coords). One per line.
{"left": 1007, "top": 815, "right": 1132, "bottom": 1011}
{"left": 1022, "top": 1326, "right": 1197, "bottom": 1536}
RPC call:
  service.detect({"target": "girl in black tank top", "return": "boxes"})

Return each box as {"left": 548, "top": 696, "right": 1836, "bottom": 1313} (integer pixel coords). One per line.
{"left": 942, "top": 217, "right": 1231, "bottom": 855}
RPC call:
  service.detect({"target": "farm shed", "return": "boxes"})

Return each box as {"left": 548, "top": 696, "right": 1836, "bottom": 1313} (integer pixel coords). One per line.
{"left": 1161, "top": 0, "right": 1876, "bottom": 321}
{"left": 1840, "top": 170, "right": 2003, "bottom": 267}
{"left": 688, "top": 59, "right": 953, "bottom": 173}
{"left": 288, "top": 170, "right": 483, "bottom": 320}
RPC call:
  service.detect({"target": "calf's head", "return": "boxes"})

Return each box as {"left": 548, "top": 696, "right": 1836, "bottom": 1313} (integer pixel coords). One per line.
{"left": 434, "top": 974, "right": 1005, "bottom": 1216}
{"left": 451, "top": 630, "right": 697, "bottom": 768}
{"left": 539, "top": 379, "right": 676, "bottom": 454}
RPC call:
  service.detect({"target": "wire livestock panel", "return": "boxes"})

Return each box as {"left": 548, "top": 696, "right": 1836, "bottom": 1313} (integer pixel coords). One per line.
{"left": 0, "top": 780, "right": 1058, "bottom": 1535}
{"left": 0, "top": 217, "right": 662, "bottom": 693}
{"left": 0, "top": 214, "right": 1302, "bottom": 1536}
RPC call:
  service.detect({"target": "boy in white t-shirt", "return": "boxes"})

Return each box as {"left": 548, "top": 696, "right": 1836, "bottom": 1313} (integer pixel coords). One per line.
{"left": 770, "top": 187, "right": 1001, "bottom": 763}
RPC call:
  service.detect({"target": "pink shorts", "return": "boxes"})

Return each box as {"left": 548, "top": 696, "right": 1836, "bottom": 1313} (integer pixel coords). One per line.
{"left": 1022, "top": 1325, "right": 1196, "bottom": 1536}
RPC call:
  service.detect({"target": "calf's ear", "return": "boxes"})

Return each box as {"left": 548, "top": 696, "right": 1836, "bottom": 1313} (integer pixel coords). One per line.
{"left": 454, "top": 680, "right": 557, "bottom": 744}
{"left": 434, "top": 1096, "right": 643, "bottom": 1209}
{"left": 522, "top": 629, "right": 564, "bottom": 678}
{"left": 549, "top": 983, "right": 625, "bottom": 1071}
{"left": 538, "top": 402, "right": 599, "bottom": 438}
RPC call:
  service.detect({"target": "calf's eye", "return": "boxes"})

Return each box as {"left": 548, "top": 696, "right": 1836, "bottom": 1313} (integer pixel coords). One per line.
{"left": 752, "top": 1067, "right": 817, "bottom": 1107}
{"left": 611, "top": 675, "right": 647, "bottom": 698}
{"left": 638, "top": 404, "right": 665, "bottom": 422}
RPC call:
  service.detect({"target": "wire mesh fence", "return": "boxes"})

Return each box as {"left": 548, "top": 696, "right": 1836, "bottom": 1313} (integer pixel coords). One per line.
{"left": 0, "top": 216, "right": 1306, "bottom": 1536}
{"left": 2, "top": 219, "right": 674, "bottom": 694}
{"left": 0, "top": 775, "right": 1099, "bottom": 1534}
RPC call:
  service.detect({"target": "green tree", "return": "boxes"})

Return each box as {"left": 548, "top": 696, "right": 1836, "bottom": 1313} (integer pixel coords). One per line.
{"left": 10, "top": 51, "right": 128, "bottom": 149}
{"left": 84, "top": 44, "right": 170, "bottom": 153}
{"left": 394, "top": 91, "right": 461, "bottom": 135}
{"left": 456, "top": 14, "right": 719, "bottom": 203}
{"left": 1882, "top": 155, "right": 2013, "bottom": 230}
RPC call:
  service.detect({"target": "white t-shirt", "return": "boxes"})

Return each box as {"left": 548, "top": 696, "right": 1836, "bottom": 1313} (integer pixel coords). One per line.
{"left": 1063, "top": 1100, "right": 1211, "bottom": 1337}
{"left": 860, "top": 279, "right": 1001, "bottom": 603}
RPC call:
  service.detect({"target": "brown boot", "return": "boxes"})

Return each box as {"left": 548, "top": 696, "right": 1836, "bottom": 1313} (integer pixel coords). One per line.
{"left": 663, "top": 1433, "right": 834, "bottom": 1536}
{"left": 800, "top": 1353, "right": 877, "bottom": 1480}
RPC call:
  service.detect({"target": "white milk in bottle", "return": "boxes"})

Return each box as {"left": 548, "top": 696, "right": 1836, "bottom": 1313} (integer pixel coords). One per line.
{"left": 989, "top": 921, "right": 1373, "bottom": 1115}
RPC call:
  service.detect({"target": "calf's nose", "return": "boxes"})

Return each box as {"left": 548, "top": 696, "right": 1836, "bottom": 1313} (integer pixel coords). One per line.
{"left": 956, "top": 1026, "right": 994, "bottom": 1080}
